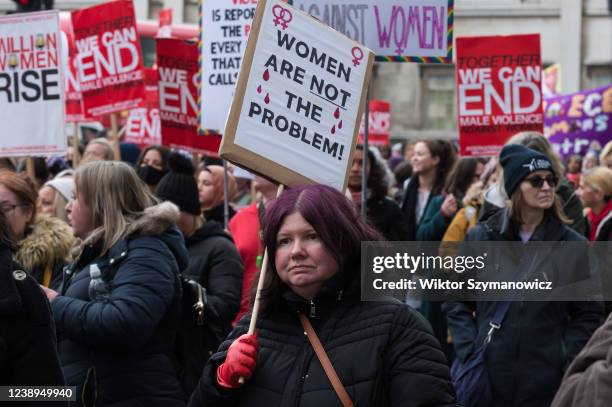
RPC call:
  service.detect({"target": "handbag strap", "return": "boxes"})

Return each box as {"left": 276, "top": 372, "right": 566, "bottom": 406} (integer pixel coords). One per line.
{"left": 298, "top": 313, "right": 354, "bottom": 407}
{"left": 485, "top": 301, "right": 511, "bottom": 344}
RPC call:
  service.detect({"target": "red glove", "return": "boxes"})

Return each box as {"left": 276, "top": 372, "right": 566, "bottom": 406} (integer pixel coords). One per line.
{"left": 217, "top": 333, "right": 259, "bottom": 388}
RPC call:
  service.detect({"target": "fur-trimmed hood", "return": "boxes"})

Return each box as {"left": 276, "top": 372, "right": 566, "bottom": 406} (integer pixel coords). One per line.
{"left": 15, "top": 214, "right": 74, "bottom": 273}
{"left": 75, "top": 201, "right": 184, "bottom": 262}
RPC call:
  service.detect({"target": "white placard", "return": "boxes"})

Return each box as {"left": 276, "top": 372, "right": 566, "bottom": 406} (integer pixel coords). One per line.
{"left": 200, "top": 0, "right": 256, "bottom": 132}
{"left": 222, "top": 0, "right": 373, "bottom": 191}
{"left": 0, "top": 11, "right": 66, "bottom": 157}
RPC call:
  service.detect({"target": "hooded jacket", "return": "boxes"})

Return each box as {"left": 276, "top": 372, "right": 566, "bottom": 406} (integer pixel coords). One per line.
{"left": 177, "top": 221, "right": 243, "bottom": 397}
{"left": 0, "top": 246, "right": 66, "bottom": 406}
{"left": 444, "top": 209, "right": 603, "bottom": 407}
{"left": 51, "top": 202, "right": 188, "bottom": 407}
{"left": 15, "top": 214, "right": 74, "bottom": 290}
{"left": 188, "top": 273, "right": 456, "bottom": 407}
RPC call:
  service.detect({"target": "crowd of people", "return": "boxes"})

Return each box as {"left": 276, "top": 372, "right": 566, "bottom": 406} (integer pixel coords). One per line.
{"left": 1, "top": 129, "right": 612, "bottom": 407}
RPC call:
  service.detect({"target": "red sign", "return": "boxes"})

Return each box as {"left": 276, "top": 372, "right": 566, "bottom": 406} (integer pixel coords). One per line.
{"left": 456, "top": 34, "right": 543, "bottom": 157}
{"left": 358, "top": 100, "right": 391, "bottom": 146}
{"left": 158, "top": 8, "right": 173, "bottom": 38}
{"left": 157, "top": 38, "right": 221, "bottom": 155}
{"left": 71, "top": 0, "right": 145, "bottom": 118}
{"left": 61, "top": 20, "right": 84, "bottom": 123}
{"left": 124, "top": 68, "right": 160, "bottom": 146}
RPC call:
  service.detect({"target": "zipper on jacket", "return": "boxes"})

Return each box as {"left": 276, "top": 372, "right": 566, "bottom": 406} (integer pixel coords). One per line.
{"left": 309, "top": 300, "right": 316, "bottom": 318}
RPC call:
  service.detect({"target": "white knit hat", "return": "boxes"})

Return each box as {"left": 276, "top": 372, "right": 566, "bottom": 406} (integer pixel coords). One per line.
{"left": 45, "top": 177, "right": 74, "bottom": 201}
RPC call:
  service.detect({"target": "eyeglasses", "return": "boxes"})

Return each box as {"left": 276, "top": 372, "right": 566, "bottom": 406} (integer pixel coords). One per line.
{"left": 524, "top": 175, "right": 558, "bottom": 189}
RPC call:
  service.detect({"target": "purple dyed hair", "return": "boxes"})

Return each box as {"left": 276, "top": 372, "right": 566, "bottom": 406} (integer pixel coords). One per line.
{"left": 251, "top": 185, "right": 382, "bottom": 314}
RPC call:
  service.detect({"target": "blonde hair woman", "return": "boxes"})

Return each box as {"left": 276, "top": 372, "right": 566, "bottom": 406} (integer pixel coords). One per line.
{"left": 41, "top": 161, "right": 188, "bottom": 407}
{"left": 577, "top": 166, "right": 612, "bottom": 241}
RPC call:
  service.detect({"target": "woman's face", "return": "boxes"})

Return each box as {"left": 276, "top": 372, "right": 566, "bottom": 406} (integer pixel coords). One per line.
{"left": 583, "top": 155, "right": 598, "bottom": 171}
{"left": 197, "top": 171, "right": 215, "bottom": 208}
{"left": 38, "top": 186, "right": 56, "bottom": 215}
{"left": 0, "top": 184, "right": 33, "bottom": 240}
{"left": 411, "top": 142, "right": 438, "bottom": 175}
{"left": 66, "top": 192, "right": 94, "bottom": 239}
{"left": 141, "top": 149, "right": 164, "bottom": 170}
{"left": 518, "top": 170, "right": 556, "bottom": 211}
{"left": 275, "top": 211, "right": 339, "bottom": 300}
{"left": 577, "top": 179, "right": 601, "bottom": 209}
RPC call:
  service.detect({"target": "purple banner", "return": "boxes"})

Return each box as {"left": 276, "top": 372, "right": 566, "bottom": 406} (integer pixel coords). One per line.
{"left": 545, "top": 85, "right": 612, "bottom": 159}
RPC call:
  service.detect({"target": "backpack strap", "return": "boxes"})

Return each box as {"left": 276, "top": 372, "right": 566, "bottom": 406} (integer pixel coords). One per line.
{"left": 298, "top": 313, "right": 354, "bottom": 407}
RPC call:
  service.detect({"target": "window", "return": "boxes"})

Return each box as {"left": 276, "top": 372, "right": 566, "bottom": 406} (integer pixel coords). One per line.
{"left": 586, "top": 65, "right": 612, "bottom": 89}
{"left": 421, "top": 65, "right": 457, "bottom": 130}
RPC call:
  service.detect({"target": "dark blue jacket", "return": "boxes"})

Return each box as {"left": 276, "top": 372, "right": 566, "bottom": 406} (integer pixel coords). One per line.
{"left": 444, "top": 209, "right": 603, "bottom": 407}
{"left": 52, "top": 203, "right": 188, "bottom": 407}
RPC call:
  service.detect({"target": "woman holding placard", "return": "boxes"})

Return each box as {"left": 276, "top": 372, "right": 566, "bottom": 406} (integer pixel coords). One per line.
{"left": 188, "top": 184, "right": 456, "bottom": 407}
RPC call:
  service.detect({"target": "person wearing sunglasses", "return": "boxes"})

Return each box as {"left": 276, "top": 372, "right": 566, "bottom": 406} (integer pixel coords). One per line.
{"left": 444, "top": 144, "right": 603, "bottom": 407}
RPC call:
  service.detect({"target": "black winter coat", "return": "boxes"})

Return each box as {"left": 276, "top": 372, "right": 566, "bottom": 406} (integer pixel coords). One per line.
{"left": 51, "top": 203, "right": 188, "bottom": 407}
{"left": 177, "top": 221, "right": 243, "bottom": 396}
{"left": 444, "top": 209, "right": 603, "bottom": 407}
{"left": 0, "top": 246, "right": 66, "bottom": 406}
{"left": 366, "top": 196, "right": 408, "bottom": 241}
{"left": 188, "top": 277, "right": 456, "bottom": 407}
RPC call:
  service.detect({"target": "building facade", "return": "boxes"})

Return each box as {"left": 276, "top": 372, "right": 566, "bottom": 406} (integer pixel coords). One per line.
{"left": 1, "top": 0, "right": 610, "bottom": 141}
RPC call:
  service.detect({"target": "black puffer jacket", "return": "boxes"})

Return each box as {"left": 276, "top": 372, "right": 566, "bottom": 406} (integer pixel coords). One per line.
{"left": 51, "top": 203, "right": 188, "bottom": 407}
{"left": 188, "top": 276, "right": 456, "bottom": 407}
{"left": 177, "top": 221, "right": 243, "bottom": 396}
{"left": 0, "top": 246, "right": 65, "bottom": 406}
{"left": 444, "top": 209, "right": 603, "bottom": 407}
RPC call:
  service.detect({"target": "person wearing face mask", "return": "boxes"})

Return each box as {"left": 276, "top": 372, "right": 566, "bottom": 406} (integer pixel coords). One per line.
{"left": 0, "top": 170, "right": 73, "bottom": 290}
{"left": 136, "top": 145, "right": 170, "bottom": 193}
{"left": 444, "top": 145, "right": 603, "bottom": 407}
{"left": 187, "top": 185, "right": 456, "bottom": 407}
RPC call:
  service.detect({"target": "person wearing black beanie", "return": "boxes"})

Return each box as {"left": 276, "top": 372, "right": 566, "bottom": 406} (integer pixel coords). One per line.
{"left": 156, "top": 152, "right": 202, "bottom": 238}
{"left": 499, "top": 144, "right": 555, "bottom": 198}
{"left": 156, "top": 151, "right": 243, "bottom": 398}
{"left": 444, "top": 144, "right": 603, "bottom": 407}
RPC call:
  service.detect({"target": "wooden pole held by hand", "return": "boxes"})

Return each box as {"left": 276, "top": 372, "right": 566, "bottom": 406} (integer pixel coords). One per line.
{"left": 238, "top": 183, "right": 284, "bottom": 384}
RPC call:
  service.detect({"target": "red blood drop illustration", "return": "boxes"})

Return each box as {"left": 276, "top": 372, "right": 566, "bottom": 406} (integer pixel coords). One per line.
{"left": 257, "top": 85, "right": 262, "bottom": 94}
{"left": 338, "top": 120, "right": 343, "bottom": 129}
{"left": 263, "top": 69, "right": 270, "bottom": 81}
{"left": 265, "top": 93, "right": 270, "bottom": 104}
{"left": 334, "top": 107, "right": 340, "bottom": 119}
{"left": 331, "top": 125, "right": 336, "bottom": 134}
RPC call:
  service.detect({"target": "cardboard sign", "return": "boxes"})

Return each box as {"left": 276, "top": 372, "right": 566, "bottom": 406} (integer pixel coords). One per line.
{"left": 456, "top": 34, "right": 543, "bottom": 157}
{"left": 221, "top": 0, "right": 374, "bottom": 190}
{"left": 292, "top": 0, "right": 453, "bottom": 63}
{"left": 358, "top": 100, "right": 390, "bottom": 146}
{"left": 0, "top": 11, "right": 66, "bottom": 157}
{"left": 545, "top": 85, "right": 612, "bottom": 158}
{"left": 124, "top": 68, "right": 161, "bottom": 146}
{"left": 200, "top": 0, "right": 257, "bottom": 131}
{"left": 158, "top": 38, "right": 221, "bottom": 154}
{"left": 71, "top": 0, "right": 145, "bottom": 118}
